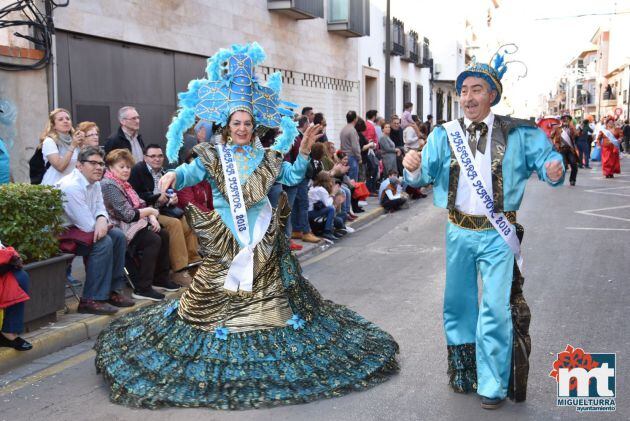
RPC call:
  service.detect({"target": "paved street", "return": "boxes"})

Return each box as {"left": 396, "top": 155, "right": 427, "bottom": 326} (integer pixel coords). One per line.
{"left": 1, "top": 163, "right": 628, "bottom": 421}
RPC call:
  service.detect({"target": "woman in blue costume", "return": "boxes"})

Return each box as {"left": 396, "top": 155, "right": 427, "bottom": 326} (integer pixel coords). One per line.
{"left": 94, "top": 43, "right": 399, "bottom": 410}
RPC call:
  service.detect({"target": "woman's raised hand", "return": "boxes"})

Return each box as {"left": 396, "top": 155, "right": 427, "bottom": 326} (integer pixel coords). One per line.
{"left": 159, "top": 172, "right": 177, "bottom": 192}
{"left": 299, "top": 124, "right": 324, "bottom": 156}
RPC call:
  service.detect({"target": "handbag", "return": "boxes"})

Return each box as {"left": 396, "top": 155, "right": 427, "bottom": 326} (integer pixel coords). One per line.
{"left": 160, "top": 205, "right": 185, "bottom": 219}
{"left": 58, "top": 226, "right": 94, "bottom": 256}
{"left": 352, "top": 181, "right": 370, "bottom": 201}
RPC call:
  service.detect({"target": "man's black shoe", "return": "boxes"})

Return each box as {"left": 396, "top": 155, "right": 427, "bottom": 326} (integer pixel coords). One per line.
{"left": 480, "top": 396, "right": 505, "bottom": 410}
{"left": 0, "top": 334, "right": 33, "bottom": 351}
{"left": 132, "top": 288, "right": 165, "bottom": 302}
{"left": 153, "top": 279, "right": 181, "bottom": 292}
{"left": 320, "top": 232, "right": 337, "bottom": 242}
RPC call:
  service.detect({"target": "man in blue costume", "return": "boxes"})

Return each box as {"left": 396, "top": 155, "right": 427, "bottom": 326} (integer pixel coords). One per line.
{"left": 403, "top": 55, "right": 565, "bottom": 409}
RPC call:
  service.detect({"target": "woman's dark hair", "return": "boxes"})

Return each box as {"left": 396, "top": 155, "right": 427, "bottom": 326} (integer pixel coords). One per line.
{"left": 259, "top": 128, "right": 278, "bottom": 148}
{"left": 355, "top": 117, "right": 367, "bottom": 132}
{"left": 313, "top": 112, "right": 325, "bottom": 125}
{"left": 311, "top": 142, "right": 325, "bottom": 160}
{"left": 221, "top": 112, "right": 255, "bottom": 144}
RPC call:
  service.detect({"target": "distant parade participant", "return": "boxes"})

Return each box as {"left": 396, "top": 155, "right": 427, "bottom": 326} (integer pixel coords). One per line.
{"left": 558, "top": 114, "right": 579, "bottom": 186}
{"left": 403, "top": 48, "right": 565, "bottom": 409}
{"left": 597, "top": 117, "right": 622, "bottom": 178}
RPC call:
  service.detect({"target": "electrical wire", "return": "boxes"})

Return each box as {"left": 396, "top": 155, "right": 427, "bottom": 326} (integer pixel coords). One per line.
{"left": 0, "top": 0, "right": 69, "bottom": 71}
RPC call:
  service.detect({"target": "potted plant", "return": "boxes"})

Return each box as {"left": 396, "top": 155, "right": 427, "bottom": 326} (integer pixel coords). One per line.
{"left": 0, "top": 183, "right": 72, "bottom": 330}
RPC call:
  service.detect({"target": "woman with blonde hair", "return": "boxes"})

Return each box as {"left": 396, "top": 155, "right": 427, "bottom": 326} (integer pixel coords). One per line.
{"left": 39, "top": 108, "right": 84, "bottom": 185}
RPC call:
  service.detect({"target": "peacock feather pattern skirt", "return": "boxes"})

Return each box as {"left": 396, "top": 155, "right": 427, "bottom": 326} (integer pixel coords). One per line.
{"left": 94, "top": 158, "right": 399, "bottom": 409}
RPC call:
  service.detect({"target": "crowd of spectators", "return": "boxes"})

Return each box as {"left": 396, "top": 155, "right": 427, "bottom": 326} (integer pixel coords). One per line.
{"left": 0, "top": 102, "right": 431, "bottom": 350}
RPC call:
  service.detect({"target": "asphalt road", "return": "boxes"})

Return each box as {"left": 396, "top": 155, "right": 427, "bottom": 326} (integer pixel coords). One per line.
{"left": 1, "top": 162, "right": 628, "bottom": 421}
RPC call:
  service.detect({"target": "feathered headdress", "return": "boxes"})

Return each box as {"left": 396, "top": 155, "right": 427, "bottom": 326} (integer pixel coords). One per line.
{"left": 166, "top": 42, "right": 298, "bottom": 162}
{"left": 456, "top": 43, "right": 527, "bottom": 106}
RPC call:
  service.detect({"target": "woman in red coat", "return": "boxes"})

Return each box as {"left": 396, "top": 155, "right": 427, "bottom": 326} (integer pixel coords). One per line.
{"left": 0, "top": 243, "right": 32, "bottom": 351}
{"left": 597, "top": 118, "right": 621, "bottom": 178}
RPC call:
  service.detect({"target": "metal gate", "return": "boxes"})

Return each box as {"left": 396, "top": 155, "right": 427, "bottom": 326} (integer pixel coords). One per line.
{"left": 55, "top": 31, "right": 207, "bottom": 149}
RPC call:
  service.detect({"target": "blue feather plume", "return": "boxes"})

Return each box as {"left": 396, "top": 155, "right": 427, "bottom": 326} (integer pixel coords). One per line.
{"left": 267, "top": 72, "right": 282, "bottom": 95}
{"left": 166, "top": 78, "right": 204, "bottom": 163}
{"left": 270, "top": 116, "right": 298, "bottom": 155}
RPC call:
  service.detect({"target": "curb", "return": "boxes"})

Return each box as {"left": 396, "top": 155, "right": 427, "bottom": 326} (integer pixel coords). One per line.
{"left": 0, "top": 202, "right": 391, "bottom": 374}
{"left": 0, "top": 291, "right": 181, "bottom": 374}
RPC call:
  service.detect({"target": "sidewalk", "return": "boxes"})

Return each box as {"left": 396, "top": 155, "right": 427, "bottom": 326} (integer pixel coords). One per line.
{"left": 0, "top": 196, "right": 399, "bottom": 374}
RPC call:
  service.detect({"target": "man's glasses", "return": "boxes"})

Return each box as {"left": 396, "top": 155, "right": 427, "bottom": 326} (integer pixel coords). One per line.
{"left": 81, "top": 160, "right": 106, "bottom": 167}
{"left": 145, "top": 154, "right": 164, "bottom": 159}
{"left": 124, "top": 116, "right": 140, "bottom": 121}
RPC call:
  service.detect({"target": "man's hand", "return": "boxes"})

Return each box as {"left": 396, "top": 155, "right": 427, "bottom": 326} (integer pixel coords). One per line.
{"left": 545, "top": 160, "right": 563, "bottom": 182}
{"left": 157, "top": 193, "right": 169, "bottom": 206}
{"left": 403, "top": 150, "right": 422, "bottom": 172}
{"left": 299, "top": 124, "right": 324, "bottom": 156}
{"left": 159, "top": 172, "right": 177, "bottom": 193}
{"left": 169, "top": 193, "right": 179, "bottom": 206}
{"left": 94, "top": 216, "right": 109, "bottom": 242}
{"left": 148, "top": 215, "right": 161, "bottom": 232}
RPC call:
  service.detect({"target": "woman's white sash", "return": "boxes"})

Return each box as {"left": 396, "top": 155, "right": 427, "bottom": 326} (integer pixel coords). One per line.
{"left": 601, "top": 129, "right": 620, "bottom": 149}
{"left": 443, "top": 120, "right": 523, "bottom": 270}
{"left": 217, "top": 144, "right": 272, "bottom": 293}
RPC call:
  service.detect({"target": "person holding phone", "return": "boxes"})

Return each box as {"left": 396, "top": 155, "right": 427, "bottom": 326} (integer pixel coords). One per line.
{"left": 39, "top": 108, "right": 84, "bottom": 186}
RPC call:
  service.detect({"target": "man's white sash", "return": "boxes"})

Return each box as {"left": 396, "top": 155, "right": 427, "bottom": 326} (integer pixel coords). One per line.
{"left": 217, "top": 144, "right": 272, "bottom": 293}
{"left": 443, "top": 120, "right": 523, "bottom": 270}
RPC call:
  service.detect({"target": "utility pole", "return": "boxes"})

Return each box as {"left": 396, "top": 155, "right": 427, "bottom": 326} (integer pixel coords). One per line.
{"left": 384, "top": 0, "right": 391, "bottom": 119}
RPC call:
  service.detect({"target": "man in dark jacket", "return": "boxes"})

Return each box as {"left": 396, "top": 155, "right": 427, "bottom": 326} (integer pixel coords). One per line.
{"left": 128, "top": 144, "right": 201, "bottom": 286}
{"left": 104, "top": 106, "right": 145, "bottom": 163}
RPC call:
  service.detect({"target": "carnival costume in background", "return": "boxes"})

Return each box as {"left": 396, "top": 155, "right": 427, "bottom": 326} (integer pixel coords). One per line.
{"left": 94, "top": 43, "right": 399, "bottom": 409}
{"left": 597, "top": 123, "right": 621, "bottom": 178}
{"left": 404, "top": 50, "right": 564, "bottom": 403}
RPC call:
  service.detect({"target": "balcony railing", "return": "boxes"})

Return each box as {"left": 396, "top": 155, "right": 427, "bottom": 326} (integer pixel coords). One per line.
{"left": 421, "top": 37, "right": 432, "bottom": 67}
{"left": 327, "top": 0, "right": 370, "bottom": 37}
{"left": 402, "top": 32, "right": 419, "bottom": 63}
{"left": 267, "top": 0, "right": 324, "bottom": 19}
{"left": 603, "top": 91, "right": 617, "bottom": 100}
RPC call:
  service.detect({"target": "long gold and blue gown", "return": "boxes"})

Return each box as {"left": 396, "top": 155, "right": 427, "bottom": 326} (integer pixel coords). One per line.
{"left": 94, "top": 143, "right": 399, "bottom": 409}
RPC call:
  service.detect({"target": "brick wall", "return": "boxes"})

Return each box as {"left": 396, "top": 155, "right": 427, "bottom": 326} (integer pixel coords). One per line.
{"left": 259, "top": 66, "right": 360, "bottom": 145}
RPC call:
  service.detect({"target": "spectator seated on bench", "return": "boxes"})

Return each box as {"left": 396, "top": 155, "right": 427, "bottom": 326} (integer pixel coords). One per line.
{"left": 308, "top": 172, "right": 349, "bottom": 243}
{"left": 56, "top": 146, "right": 134, "bottom": 315}
{"left": 128, "top": 144, "right": 201, "bottom": 286}
{"left": 101, "top": 148, "right": 179, "bottom": 302}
